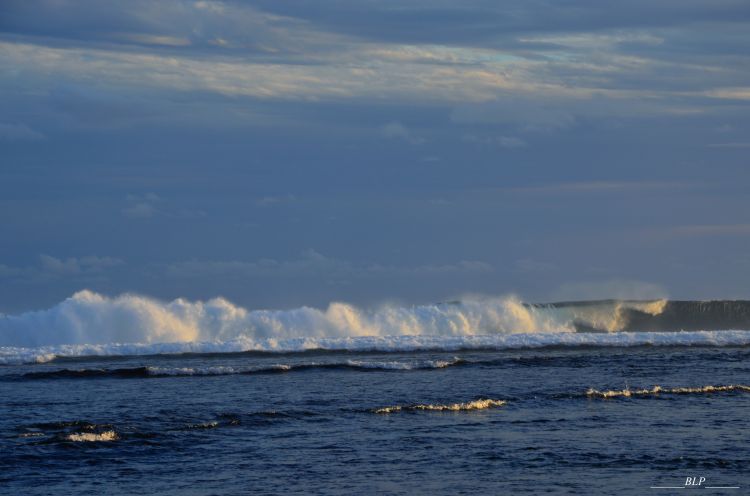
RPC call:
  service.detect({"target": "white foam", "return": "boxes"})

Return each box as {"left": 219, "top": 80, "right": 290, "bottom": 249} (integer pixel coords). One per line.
{"left": 65, "top": 430, "right": 118, "bottom": 442}
{"left": 146, "top": 365, "right": 243, "bottom": 376}
{"left": 145, "top": 364, "right": 293, "bottom": 376}
{"left": 587, "top": 384, "right": 750, "bottom": 398}
{"left": 374, "top": 398, "right": 506, "bottom": 413}
{"left": 345, "top": 358, "right": 462, "bottom": 370}
{"left": 18, "top": 432, "right": 45, "bottom": 438}
{"left": 141, "top": 360, "right": 457, "bottom": 376}
{"left": 1, "top": 290, "right": 578, "bottom": 349}
{"left": 2, "top": 330, "right": 750, "bottom": 365}
{"left": 185, "top": 421, "right": 220, "bottom": 429}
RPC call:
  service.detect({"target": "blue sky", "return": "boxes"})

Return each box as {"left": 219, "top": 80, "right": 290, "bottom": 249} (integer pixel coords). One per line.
{"left": 1, "top": 0, "right": 749, "bottom": 312}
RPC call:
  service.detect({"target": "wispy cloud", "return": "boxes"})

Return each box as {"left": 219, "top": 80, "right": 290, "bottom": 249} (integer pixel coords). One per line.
{"left": 661, "top": 224, "right": 750, "bottom": 238}
{"left": 505, "top": 181, "right": 690, "bottom": 195}
{"left": 39, "top": 254, "right": 124, "bottom": 275}
{"left": 462, "top": 134, "right": 527, "bottom": 148}
{"left": 0, "top": 122, "right": 44, "bottom": 141}
{"left": 122, "top": 193, "right": 161, "bottom": 219}
{"left": 165, "top": 250, "right": 493, "bottom": 280}
{"left": 255, "top": 194, "right": 296, "bottom": 207}
{"left": 707, "top": 142, "right": 750, "bottom": 149}
{"left": 705, "top": 87, "right": 750, "bottom": 100}
{"left": 0, "top": 255, "right": 124, "bottom": 282}
{"left": 122, "top": 193, "right": 207, "bottom": 219}
{"left": 381, "top": 122, "right": 424, "bottom": 145}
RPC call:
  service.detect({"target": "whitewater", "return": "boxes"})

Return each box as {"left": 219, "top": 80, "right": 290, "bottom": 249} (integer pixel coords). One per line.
{"left": 3, "top": 290, "right": 750, "bottom": 365}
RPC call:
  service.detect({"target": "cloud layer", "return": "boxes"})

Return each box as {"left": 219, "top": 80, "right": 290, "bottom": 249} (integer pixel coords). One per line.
{"left": 1, "top": 1, "right": 749, "bottom": 310}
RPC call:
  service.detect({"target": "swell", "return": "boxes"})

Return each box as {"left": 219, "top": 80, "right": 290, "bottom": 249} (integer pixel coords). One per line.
{"left": 11, "top": 358, "right": 466, "bottom": 380}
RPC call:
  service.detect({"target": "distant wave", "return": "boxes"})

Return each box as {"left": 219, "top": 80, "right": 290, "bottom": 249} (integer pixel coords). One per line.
{"left": 541, "top": 299, "right": 750, "bottom": 332}
{"left": 2, "top": 291, "right": 750, "bottom": 364}
{"left": 18, "top": 421, "right": 121, "bottom": 444}
{"left": 14, "top": 358, "right": 465, "bottom": 379}
{"left": 373, "top": 398, "right": 506, "bottom": 413}
{"left": 586, "top": 384, "right": 750, "bottom": 398}
{"left": 3, "top": 330, "right": 750, "bottom": 365}
{"left": 1, "top": 290, "right": 571, "bottom": 348}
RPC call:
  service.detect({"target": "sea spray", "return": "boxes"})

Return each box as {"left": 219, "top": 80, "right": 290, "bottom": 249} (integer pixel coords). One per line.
{"left": 0, "top": 291, "right": 679, "bottom": 348}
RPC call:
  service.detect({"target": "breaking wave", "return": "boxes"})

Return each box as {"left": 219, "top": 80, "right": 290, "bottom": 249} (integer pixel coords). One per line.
{"left": 17, "top": 421, "right": 121, "bottom": 444}
{"left": 586, "top": 384, "right": 750, "bottom": 398}
{"left": 65, "top": 430, "right": 119, "bottom": 442}
{"left": 2, "top": 291, "right": 750, "bottom": 364}
{"left": 373, "top": 398, "right": 506, "bottom": 413}
{"left": 1, "top": 290, "right": 569, "bottom": 348}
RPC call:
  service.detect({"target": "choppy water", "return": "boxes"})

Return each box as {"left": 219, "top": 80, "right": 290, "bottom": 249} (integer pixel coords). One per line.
{"left": 3, "top": 344, "right": 749, "bottom": 495}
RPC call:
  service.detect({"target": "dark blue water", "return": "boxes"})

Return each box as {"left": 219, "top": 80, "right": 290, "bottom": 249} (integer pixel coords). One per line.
{"left": 2, "top": 346, "right": 749, "bottom": 495}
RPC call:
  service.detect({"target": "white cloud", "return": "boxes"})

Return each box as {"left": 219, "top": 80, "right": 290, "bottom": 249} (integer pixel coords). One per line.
{"left": 705, "top": 87, "right": 750, "bottom": 100}
{"left": 113, "top": 33, "right": 192, "bottom": 47}
{"left": 255, "top": 194, "right": 296, "bottom": 207}
{"left": 39, "top": 254, "right": 81, "bottom": 275}
{"left": 38, "top": 255, "right": 124, "bottom": 275}
{"left": 505, "top": 181, "right": 688, "bottom": 195}
{"left": 0, "top": 123, "right": 45, "bottom": 142}
{"left": 463, "top": 134, "right": 527, "bottom": 148}
{"left": 122, "top": 193, "right": 206, "bottom": 219}
{"left": 0, "top": 38, "right": 626, "bottom": 109}
{"left": 194, "top": 1, "right": 225, "bottom": 14}
{"left": 166, "top": 250, "right": 493, "bottom": 279}
{"left": 0, "top": 255, "right": 124, "bottom": 282}
{"left": 122, "top": 202, "right": 157, "bottom": 218}
{"left": 381, "top": 121, "right": 425, "bottom": 145}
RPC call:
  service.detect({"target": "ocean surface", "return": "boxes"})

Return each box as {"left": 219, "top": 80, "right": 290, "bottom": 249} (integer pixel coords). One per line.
{"left": 2, "top": 295, "right": 750, "bottom": 494}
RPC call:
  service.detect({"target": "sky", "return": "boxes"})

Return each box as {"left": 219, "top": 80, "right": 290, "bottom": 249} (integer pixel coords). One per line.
{"left": 1, "top": 0, "right": 749, "bottom": 313}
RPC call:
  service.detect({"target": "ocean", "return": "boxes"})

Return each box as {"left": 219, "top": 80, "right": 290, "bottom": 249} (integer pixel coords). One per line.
{"left": 2, "top": 294, "right": 749, "bottom": 494}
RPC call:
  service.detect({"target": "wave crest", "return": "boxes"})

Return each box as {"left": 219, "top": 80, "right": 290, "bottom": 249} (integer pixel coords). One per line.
{"left": 374, "top": 398, "right": 506, "bottom": 413}
{"left": 16, "top": 358, "right": 466, "bottom": 379}
{"left": 586, "top": 384, "right": 750, "bottom": 398}
{"left": 65, "top": 430, "right": 119, "bottom": 442}
{"left": 1, "top": 290, "right": 573, "bottom": 348}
